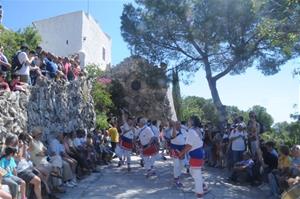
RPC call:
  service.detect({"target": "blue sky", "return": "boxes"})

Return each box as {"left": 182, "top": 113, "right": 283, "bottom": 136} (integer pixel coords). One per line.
{"left": 2, "top": 0, "right": 299, "bottom": 123}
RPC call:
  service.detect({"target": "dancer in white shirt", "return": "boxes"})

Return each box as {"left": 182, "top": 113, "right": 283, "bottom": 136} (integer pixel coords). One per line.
{"left": 137, "top": 117, "right": 159, "bottom": 177}
{"left": 170, "top": 121, "right": 185, "bottom": 187}
{"left": 116, "top": 109, "right": 135, "bottom": 171}
{"left": 179, "top": 116, "right": 208, "bottom": 199}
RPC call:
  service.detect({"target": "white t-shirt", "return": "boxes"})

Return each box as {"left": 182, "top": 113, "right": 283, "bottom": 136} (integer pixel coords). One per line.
{"left": 15, "top": 52, "right": 30, "bottom": 76}
{"left": 138, "top": 126, "right": 154, "bottom": 146}
{"left": 185, "top": 128, "right": 203, "bottom": 151}
{"left": 229, "top": 130, "right": 246, "bottom": 151}
{"left": 171, "top": 130, "right": 185, "bottom": 145}
{"left": 150, "top": 125, "right": 160, "bottom": 138}
{"left": 121, "top": 122, "right": 135, "bottom": 139}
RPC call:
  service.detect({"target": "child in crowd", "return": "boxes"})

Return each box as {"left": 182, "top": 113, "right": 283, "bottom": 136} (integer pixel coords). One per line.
{"left": 0, "top": 147, "right": 27, "bottom": 199}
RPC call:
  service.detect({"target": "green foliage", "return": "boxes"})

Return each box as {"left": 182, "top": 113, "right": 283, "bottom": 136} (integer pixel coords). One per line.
{"left": 86, "top": 64, "right": 114, "bottom": 129}
{"left": 107, "top": 79, "right": 127, "bottom": 116}
{"left": 85, "top": 64, "right": 103, "bottom": 79}
{"left": 181, "top": 96, "right": 274, "bottom": 130}
{"left": 0, "top": 25, "right": 41, "bottom": 62}
{"left": 181, "top": 96, "right": 219, "bottom": 125}
{"left": 96, "top": 112, "right": 109, "bottom": 130}
{"left": 262, "top": 121, "right": 300, "bottom": 147}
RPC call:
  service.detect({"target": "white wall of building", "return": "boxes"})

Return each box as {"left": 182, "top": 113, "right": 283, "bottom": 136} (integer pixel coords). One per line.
{"left": 82, "top": 13, "right": 112, "bottom": 69}
{"left": 33, "top": 11, "right": 83, "bottom": 57}
{"left": 33, "top": 11, "right": 111, "bottom": 70}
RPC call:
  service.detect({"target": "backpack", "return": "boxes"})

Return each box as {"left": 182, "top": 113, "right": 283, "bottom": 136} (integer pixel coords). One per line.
{"left": 11, "top": 51, "right": 22, "bottom": 72}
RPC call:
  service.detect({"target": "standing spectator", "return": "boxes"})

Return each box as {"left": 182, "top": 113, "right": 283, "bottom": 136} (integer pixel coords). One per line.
{"left": 0, "top": 45, "right": 11, "bottom": 72}
{"left": 229, "top": 123, "right": 247, "bottom": 165}
{"left": 108, "top": 121, "right": 119, "bottom": 155}
{"left": 14, "top": 44, "right": 39, "bottom": 84}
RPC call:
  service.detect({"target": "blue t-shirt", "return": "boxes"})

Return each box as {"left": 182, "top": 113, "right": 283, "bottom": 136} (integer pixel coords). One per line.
{"left": 0, "top": 157, "right": 17, "bottom": 177}
{"left": 44, "top": 58, "right": 58, "bottom": 78}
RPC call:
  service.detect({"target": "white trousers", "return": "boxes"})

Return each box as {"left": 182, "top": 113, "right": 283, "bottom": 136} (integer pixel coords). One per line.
{"left": 116, "top": 145, "right": 131, "bottom": 164}
{"left": 173, "top": 158, "right": 184, "bottom": 178}
{"left": 144, "top": 155, "right": 155, "bottom": 171}
{"left": 190, "top": 167, "right": 203, "bottom": 194}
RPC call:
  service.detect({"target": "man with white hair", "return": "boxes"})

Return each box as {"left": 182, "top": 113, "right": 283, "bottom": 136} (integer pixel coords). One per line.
{"left": 137, "top": 117, "right": 159, "bottom": 177}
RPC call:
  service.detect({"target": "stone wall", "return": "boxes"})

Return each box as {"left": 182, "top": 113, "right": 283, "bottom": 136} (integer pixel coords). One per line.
{"left": 0, "top": 78, "right": 95, "bottom": 138}
{"left": 109, "top": 57, "right": 174, "bottom": 121}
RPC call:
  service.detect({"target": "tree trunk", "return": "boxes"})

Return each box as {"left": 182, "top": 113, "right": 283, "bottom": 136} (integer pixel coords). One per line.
{"left": 206, "top": 76, "right": 227, "bottom": 130}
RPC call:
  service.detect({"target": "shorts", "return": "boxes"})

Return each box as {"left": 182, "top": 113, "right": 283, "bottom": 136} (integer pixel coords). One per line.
{"left": 18, "top": 168, "right": 36, "bottom": 183}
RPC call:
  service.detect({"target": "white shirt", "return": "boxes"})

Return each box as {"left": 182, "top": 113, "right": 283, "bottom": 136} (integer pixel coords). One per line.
{"left": 171, "top": 130, "right": 185, "bottom": 145}
{"left": 138, "top": 126, "right": 154, "bottom": 146}
{"left": 229, "top": 130, "right": 246, "bottom": 151}
{"left": 15, "top": 51, "right": 30, "bottom": 76}
{"left": 150, "top": 125, "right": 160, "bottom": 138}
{"left": 185, "top": 128, "right": 203, "bottom": 151}
{"left": 121, "top": 122, "right": 135, "bottom": 139}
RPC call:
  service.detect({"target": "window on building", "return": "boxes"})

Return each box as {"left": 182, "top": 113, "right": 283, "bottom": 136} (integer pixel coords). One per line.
{"left": 102, "top": 47, "right": 105, "bottom": 61}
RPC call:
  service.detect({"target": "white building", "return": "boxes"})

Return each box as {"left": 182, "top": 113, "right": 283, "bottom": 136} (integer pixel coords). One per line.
{"left": 33, "top": 11, "right": 111, "bottom": 70}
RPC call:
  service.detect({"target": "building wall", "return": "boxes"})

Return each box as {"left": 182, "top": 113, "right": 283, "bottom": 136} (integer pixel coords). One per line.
{"left": 33, "top": 11, "right": 111, "bottom": 70}
{"left": 81, "top": 13, "right": 112, "bottom": 70}
{"left": 33, "top": 11, "right": 83, "bottom": 57}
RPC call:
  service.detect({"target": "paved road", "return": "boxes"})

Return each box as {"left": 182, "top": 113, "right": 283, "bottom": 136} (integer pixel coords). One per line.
{"left": 59, "top": 156, "right": 268, "bottom": 199}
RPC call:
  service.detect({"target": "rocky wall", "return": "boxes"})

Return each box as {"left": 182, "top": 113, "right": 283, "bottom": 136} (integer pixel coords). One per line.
{"left": 0, "top": 78, "right": 96, "bottom": 138}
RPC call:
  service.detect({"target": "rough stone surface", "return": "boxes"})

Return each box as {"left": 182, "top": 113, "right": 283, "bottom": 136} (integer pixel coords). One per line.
{"left": 59, "top": 156, "right": 268, "bottom": 199}
{"left": 0, "top": 77, "right": 95, "bottom": 138}
{"left": 109, "top": 57, "right": 173, "bottom": 121}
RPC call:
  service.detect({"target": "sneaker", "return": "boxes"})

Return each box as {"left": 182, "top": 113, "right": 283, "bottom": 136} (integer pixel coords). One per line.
{"left": 196, "top": 193, "right": 204, "bottom": 199}
{"left": 162, "top": 156, "right": 167, "bottom": 160}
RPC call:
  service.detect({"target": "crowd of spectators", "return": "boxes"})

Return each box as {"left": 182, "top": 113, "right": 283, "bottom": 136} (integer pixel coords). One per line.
{"left": 0, "top": 44, "right": 84, "bottom": 94}
{"left": 186, "top": 111, "right": 300, "bottom": 199}
{"left": 0, "top": 127, "right": 114, "bottom": 199}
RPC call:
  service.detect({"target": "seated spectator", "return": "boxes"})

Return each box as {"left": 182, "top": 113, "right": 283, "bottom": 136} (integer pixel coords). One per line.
{"left": 28, "top": 127, "right": 63, "bottom": 195}
{"left": 10, "top": 75, "right": 27, "bottom": 92}
{"left": 268, "top": 145, "right": 292, "bottom": 198}
{"left": 63, "top": 132, "right": 89, "bottom": 176}
{"left": 0, "top": 147, "right": 26, "bottom": 199}
{"left": 41, "top": 52, "right": 59, "bottom": 79}
{"left": 0, "top": 71, "right": 10, "bottom": 93}
{"left": 16, "top": 133, "right": 42, "bottom": 199}
{"left": 0, "top": 172, "right": 12, "bottom": 199}
{"left": 263, "top": 141, "right": 278, "bottom": 172}
{"left": 0, "top": 45, "right": 11, "bottom": 72}
{"left": 49, "top": 132, "right": 77, "bottom": 188}
{"left": 228, "top": 151, "right": 255, "bottom": 184}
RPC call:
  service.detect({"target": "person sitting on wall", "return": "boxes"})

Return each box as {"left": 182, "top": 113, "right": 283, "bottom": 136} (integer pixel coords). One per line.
{"left": 0, "top": 71, "right": 10, "bottom": 93}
